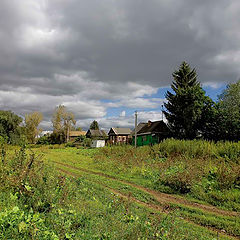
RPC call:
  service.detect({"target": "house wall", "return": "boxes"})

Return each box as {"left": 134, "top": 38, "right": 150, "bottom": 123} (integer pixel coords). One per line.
{"left": 91, "top": 140, "right": 105, "bottom": 148}
{"left": 109, "top": 135, "right": 128, "bottom": 143}
{"left": 133, "top": 134, "right": 159, "bottom": 146}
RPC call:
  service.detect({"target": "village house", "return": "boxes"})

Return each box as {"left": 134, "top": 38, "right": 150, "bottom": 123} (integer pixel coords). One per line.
{"left": 86, "top": 129, "right": 108, "bottom": 140}
{"left": 133, "top": 120, "right": 170, "bottom": 146}
{"left": 69, "top": 131, "right": 86, "bottom": 142}
{"left": 130, "top": 122, "right": 147, "bottom": 137}
{"left": 108, "top": 127, "right": 132, "bottom": 144}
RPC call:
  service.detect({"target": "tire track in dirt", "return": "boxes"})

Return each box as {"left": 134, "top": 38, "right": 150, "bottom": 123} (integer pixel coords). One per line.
{"left": 57, "top": 167, "right": 238, "bottom": 240}
{"left": 53, "top": 160, "right": 239, "bottom": 218}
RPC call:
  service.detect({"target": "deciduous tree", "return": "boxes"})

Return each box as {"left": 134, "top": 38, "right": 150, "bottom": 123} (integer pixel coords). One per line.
{"left": 51, "top": 105, "right": 76, "bottom": 143}
{"left": 0, "top": 110, "right": 23, "bottom": 144}
{"left": 217, "top": 80, "right": 240, "bottom": 141}
{"left": 25, "top": 112, "right": 43, "bottom": 144}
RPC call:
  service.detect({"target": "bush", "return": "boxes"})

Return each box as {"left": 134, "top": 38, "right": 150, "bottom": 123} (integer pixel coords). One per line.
{"left": 37, "top": 135, "right": 51, "bottom": 145}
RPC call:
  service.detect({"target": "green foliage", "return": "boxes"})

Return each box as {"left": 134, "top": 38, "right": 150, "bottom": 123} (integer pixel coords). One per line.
{"left": 82, "top": 138, "right": 92, "bottom": 147}
{"left": 40, "top": 146, "right": 239, "bottom": 237}
{"left": 25, "top": 112, "right": 43, "bottom": 144}
{"left": 164, "top": 62, "right": 213, "bottom": 139}
{"left": 52, "top": 105, "right": 76, "bottom": 144}
{"left": 216, "top": 80, "right": 240, "bottom": 141}
{"left": 37, "top": 135, "right": 51, "bottom": 145}
{"left": 89, "top": 120, "right": 99, "bottom": 130}
{"left": 94, "top": 139, "right": 240, "bottom": 211}
{"left": 1, "top": 144, "right": 233, "bottom": 239}
{"left": 69, "top": 135, "right": 92, "bottom": 147}
{"left": 0, "top": 110, "right": 23, "bottom": 144}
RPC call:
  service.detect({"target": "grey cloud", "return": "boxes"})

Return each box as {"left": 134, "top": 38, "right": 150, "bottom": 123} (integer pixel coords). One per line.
{"left": 0, "top": 0, "right": 240, "bottom": 129}
{"left": 81, "top": 111, "right": 166, "bottom": 131}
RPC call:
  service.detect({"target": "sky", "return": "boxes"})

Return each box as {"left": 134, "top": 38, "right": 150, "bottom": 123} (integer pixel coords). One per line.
{"left": 0, "top": 0, "right": 240, "bottom": 130}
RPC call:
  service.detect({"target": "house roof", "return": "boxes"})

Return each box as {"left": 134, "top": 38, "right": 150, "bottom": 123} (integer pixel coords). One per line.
{"left": 69, "top": 131, "right": 86, "bottom": 137}
{"left": 109, "top": 127, "right": 132, "bottom": 135}
{"left": 137, "top": 121, "right": 169, "bottom": 135}
{"left": 130, "top": 122, "right": 147, "bottom": 136}
{"left": 87, "top": 129, "right": 107, "bottom": 137}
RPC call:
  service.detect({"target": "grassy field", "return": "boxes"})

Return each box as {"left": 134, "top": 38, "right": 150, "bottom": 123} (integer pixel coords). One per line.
{"left": 1, "top": 140, "right": 240, "bottom": 239}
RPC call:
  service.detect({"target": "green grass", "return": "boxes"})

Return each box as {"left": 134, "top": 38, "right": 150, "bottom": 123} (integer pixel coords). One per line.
{"left": 36, "top": 145, "right": 240, "bottom": 212}
{"left": 53, "top": 160, "right": 240, "bottom": 237}
{"left": 31, "top": 143, "right": 240, "bottom": 237}
{"left": 2, "top": 140, "right": 240, "bottom": 239}
{"left": 1, "top": 145, "right": 235, "bottom": 239}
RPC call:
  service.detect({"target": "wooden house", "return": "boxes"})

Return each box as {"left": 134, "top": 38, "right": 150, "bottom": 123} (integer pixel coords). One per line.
{"left": 69, "top": 131, "right": 86, "bottom": 142}
{"left": 86, "top": 129, "right": 108, "bottom": 140}
{"left": 108, "top": 127, "right": 132, "bottom": 144}
{"left": 130, "top": 122, "right": 147, "bottom": 137}
{"left": 133, "top": 121, "right": 170, "bottom": 146}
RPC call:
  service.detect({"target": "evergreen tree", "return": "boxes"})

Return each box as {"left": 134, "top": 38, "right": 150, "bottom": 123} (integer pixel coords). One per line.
{"left": 90, "top": 120, "right": 99, "bottom": 130}
{"left": 164, "top": 62, "right": 212, "bottom": 139}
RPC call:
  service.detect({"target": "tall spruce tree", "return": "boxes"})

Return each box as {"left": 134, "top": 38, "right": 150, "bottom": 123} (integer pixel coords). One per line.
{"left": 164, "top": 62, "right": 212, "bottom": 139}
{"left": 90, "top": 120, "right": 99, "bottom": 130}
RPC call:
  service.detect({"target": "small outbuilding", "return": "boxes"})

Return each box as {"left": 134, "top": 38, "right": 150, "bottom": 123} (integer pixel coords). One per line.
{"left": 108, "top": 127, "right": 132, "bottom": 144}
{"left": 133, "top": 120, "right": 170, "bottom": 146}
{"left": 91, "top": 140, "right": 106, "bottom": 148}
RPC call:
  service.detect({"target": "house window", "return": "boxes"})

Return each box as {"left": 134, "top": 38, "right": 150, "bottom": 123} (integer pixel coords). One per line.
{"left": 143, "top": 136, "right": 147, "bottom": 141}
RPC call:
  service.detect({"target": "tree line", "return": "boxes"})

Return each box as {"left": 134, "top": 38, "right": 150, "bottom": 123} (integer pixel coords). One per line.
{"left": 164, "top": 61, "right": 240, "bottom": 141}
{"left": 0, "top": 61, "right": 240, "bottom": 144}
{"left": 0, "top": 104, "right": 100, "bottom": 145}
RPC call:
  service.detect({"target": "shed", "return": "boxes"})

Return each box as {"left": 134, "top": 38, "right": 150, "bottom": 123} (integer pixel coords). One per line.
{"left": 91, "top": 140, "right": 106, "bottom": 148}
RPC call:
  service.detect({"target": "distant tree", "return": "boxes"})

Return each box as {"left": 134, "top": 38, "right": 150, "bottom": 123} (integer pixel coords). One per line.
{"left": 75, "top": 126, "right": 82, "bottom": 131}
{"left": 198, "top": 101, "right": 220, "bottom": 140}
{"left": 0, "top": 110, "right": 23, "bottom": 144}
{"left": 164, "top": 62, "right": 212, "bottom": 139}
{"left": 90, "top": 120, "right": 99, "bottom": 130}
{"left": 216, "top": 80, "right": 240, "bottom": 141}
{"left": 52, "top": 105, "right": 65, "bottom": 134}
{"left": 51, "top": 105, "right": 76, "bottom": 143}
{"left": 25, "top": 112, "right": 43, "bottom": 144}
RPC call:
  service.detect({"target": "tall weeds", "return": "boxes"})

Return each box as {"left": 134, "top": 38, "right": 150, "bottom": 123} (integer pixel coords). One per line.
{"left": 95, "top": 139, "right": 240, "bottom": 210}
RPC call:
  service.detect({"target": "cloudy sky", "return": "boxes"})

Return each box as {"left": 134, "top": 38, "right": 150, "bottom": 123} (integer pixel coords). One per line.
{"left": 0, "top": 0, "right": 240, "bottom": 130}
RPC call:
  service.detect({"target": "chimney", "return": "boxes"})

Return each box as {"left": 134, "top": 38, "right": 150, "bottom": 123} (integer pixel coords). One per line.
{"left": 148, "top": 120, "right": 152, "bottom": 127}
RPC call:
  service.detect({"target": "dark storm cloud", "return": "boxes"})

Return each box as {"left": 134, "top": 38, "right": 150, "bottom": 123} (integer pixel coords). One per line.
{"left": 45, "top": 0, "right": 240, "bottom": 86}
{"left": 0, "top": 0, "right": 240, "bottom": 128}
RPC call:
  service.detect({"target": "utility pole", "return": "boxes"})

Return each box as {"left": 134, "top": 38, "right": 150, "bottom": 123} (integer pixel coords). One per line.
{"left": 135, "top": 111, "right": 137, "bottom": 148}
{"left": 161, "top": 104, "right": 164, "bottom": 121}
